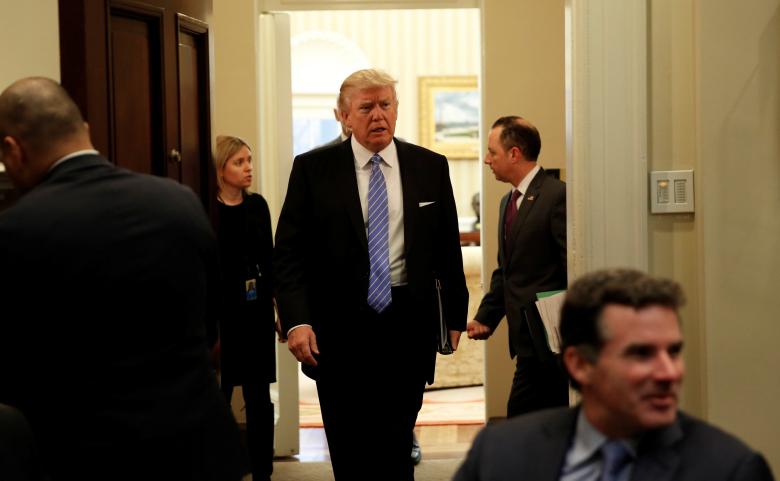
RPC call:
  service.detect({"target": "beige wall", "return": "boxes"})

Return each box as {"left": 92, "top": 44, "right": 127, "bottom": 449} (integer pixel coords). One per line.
{"left": 648, "top": 0, "right": 705, "bottom": 417}
{"left": 481, "top": 0, "right": 565, "bottom": 419}
{"left": 648, "top": 0, "right": 780, "bottom": 470}
{"left": 0, "top": 0, "right": 60, "bottom": 171}
{"left": 696, "top": 0, "right": 780, "bottom": 470}
{"left": 211, "top": 1, "right": 262, "bottom": 189}
{"left": 0, "top": 1, "right": 60, "bottom": 91}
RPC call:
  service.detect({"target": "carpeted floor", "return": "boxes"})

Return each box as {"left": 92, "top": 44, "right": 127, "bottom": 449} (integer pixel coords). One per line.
{"left": 428, "top": 245, "right": 485, "bottom": 390}
{"left": 299, "top": 382, "right": 485, "bottom": 427}
{"left": 272, "top": 458, "right": 464, "bottom": 481}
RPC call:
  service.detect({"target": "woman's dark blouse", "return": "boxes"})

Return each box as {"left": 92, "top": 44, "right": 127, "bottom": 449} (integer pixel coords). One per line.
{"left": 214, "top": 192, "right": 275, "bottom": 384}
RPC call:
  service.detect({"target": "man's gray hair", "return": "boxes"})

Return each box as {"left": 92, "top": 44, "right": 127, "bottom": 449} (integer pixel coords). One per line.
{"left": 338, "top": 69, "right": 398, "bottom": 111}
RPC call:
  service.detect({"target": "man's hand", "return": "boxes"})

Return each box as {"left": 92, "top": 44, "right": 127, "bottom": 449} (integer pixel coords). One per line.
{"left": 287, "top": 326, "right": 319, "bottom": 366}
{"left": 467, "top": 320, "right": 492, "bottom": 340}
{"left": 449, "top": 330, "right": 462, "bottom": 351}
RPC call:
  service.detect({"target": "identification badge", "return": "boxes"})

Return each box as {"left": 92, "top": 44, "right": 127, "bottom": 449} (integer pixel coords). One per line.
{"left": 245, "top": 278, "right": 257, "bottom": 301}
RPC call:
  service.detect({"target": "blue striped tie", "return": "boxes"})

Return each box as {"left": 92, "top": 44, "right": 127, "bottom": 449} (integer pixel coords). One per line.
{"left": 367, "top": 154, "right": 392, "bottom": 313}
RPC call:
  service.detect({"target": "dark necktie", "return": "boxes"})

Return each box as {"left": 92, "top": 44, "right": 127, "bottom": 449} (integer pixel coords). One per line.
{"left": 366, "top": 154, "right": 392, "bottom": 313}
{"left": 600, "top": 440, "right": 631, "bottom": 481}
{"left": 503, "top": 189, "right": 522, "bottom": 243}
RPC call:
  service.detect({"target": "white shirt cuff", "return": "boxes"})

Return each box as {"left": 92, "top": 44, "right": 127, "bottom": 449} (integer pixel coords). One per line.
{"left": 287, "top": 324, "right": 312, "bottom": 337}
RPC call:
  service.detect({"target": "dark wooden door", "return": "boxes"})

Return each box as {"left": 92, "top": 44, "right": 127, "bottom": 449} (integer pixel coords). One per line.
{"left": 59, "top": 0, "right": 213, "bottom": 206}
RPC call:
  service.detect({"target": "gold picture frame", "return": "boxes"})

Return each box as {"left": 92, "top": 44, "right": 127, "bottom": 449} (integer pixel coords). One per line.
{"left": 418, "top": 76, "right": 479, "bottom": 160}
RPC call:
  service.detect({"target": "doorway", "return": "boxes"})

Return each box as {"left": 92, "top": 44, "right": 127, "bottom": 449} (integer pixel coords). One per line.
{"left": 285, "top": 7, "right": 486, "bottom": 459}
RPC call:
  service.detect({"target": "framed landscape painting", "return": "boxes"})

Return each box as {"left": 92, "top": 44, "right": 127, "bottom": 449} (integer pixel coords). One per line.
{"left": 418, "top": 76, "right": 479, "bottom": 160}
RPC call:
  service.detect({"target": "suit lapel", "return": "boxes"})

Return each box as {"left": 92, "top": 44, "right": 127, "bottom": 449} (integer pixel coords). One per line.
{"left": 512, "top": 167, "right": 546, "bottom": 235}
{"left": 505, "top": 168, "right": 546, "bottom": 264}
{"left": 396, "top": 140, "right": 417, "bottom": 252}
{"left": 537, "top": 408, "right": 579, "bottom": 480}
{"left": 336, "top": 142, "right": 368, "bottom": 251}
{"left": 498, "top": 191, "right": 511, "bottom": 266}
{"left": 630, "top": 418, "right": 683, "bottom": 481}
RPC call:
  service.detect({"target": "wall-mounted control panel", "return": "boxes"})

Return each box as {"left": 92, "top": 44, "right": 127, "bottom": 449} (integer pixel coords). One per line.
{"left": 649, "top": 170, "right": 694, "bottom": 214}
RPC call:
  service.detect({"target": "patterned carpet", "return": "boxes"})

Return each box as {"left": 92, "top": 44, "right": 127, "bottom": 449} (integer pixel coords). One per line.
{"left": 273, "top": 458, "right": 464, "bottom": 481}
{"left": 299, "top": 381, "right": 484, "bottom": 428}
{"left": 427, "top": 246, "right": 486, "bottom": 390}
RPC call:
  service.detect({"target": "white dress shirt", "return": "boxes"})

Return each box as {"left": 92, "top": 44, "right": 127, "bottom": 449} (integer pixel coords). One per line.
{"left": 351, "top": 136, "right": 407, "bottom": 286}
{"left": 511, "top": 164, "right": 541, "bottom": 208}
{"left": 286, "top": 138, "right": 408, "bottom": 336}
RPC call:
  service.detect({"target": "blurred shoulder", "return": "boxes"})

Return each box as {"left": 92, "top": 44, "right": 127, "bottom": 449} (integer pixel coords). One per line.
{"left": 673, "top": 412, "right": 775, "bottom": 479}
{"left": 479, "top": 407, "right": 575, "bottom": 443}
{"left": 678, "top": 412, "right": 762, "bottom": 453}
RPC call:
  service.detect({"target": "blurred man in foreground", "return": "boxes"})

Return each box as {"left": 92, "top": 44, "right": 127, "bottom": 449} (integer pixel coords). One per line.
{"left": 455, "top": 268, "right": 774, "bottom": 481}
{"left": 0, "top": 77, "right": 246, "bottom": 480}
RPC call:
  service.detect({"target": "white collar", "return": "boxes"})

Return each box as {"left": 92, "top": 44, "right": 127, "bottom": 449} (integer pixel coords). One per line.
{"left": 351, "top": 136, "right": 397, "bottom": 169}
{"left": 514, "top": 164, "right": 540, "bottom": 194}
{"left": 49, "top": 149, "right": 100, "bottom": 172}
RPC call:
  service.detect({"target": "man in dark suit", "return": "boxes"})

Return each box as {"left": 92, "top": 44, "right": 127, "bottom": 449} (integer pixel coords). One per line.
{"left": 455, "top": 268, "right": 775, "bottom": 481}
{"left": 316, "top": 94, "right": 425, "bottom": 468}
{"left": 0, "top": 77, "right": 246, "bottom": 480}
{"left": 468, "top": 116, "right": 569, "bottom": 417}
{"left": 274, "top": 68, "right": 468, "bottom": 481}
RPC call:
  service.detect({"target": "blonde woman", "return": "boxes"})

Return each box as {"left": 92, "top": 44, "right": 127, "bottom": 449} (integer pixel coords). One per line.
{"left": 211, "top": 136, "right": 275, "bottom": 481}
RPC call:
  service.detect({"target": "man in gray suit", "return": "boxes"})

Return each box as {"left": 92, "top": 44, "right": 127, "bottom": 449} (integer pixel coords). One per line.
{"left": 455, "top": 268, "right": 775, "bottom": 481}
{"left": 468, "top": 116, "right": 568, "bottom": 417}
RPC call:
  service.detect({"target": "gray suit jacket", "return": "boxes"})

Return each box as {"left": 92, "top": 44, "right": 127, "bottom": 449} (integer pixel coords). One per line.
{"left": 474, "top": 168, "right": 567, "bottom": 358}
{"left": 453, "top": 407, "right": 774, "bottom": 481}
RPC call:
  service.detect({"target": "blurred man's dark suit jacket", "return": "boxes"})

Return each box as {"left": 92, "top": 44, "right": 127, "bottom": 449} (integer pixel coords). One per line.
{"left": 453, "top": 407, "right": 775, "bottom": 481}
{"left": 0, "top": 154, "right": 246, "bottom": 480}
{"left": 274, "top": 138, "right": 468, "bottom": 383}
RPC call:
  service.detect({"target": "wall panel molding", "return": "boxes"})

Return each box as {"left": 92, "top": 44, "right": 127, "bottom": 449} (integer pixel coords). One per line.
{"left": 567, "top": 0, "right": 648, "bottom": 276}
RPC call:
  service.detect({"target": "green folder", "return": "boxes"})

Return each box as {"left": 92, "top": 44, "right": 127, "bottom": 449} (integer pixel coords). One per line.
{"left": 536, "top": 289, "right": 565, "bottom": 300}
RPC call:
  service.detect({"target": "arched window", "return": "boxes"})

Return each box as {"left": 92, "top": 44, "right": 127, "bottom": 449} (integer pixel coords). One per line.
{"left": 291, "top": 32, "right": 369, "bottom": 156}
